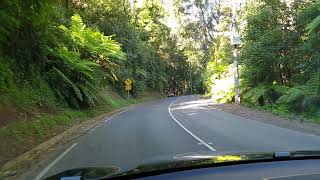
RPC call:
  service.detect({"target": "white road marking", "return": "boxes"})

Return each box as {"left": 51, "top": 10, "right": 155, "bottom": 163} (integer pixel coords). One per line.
{"left": 168, "top": 97, "right": 217, "bottom": 152}
{"left": 35, "top": 106, "right": 136, "bottom": 179}
{"left": 35, "top": 143, "right": 78, "bottom": 180}
{"left": 104, "top": 106, "right": 135, "bottom": 122}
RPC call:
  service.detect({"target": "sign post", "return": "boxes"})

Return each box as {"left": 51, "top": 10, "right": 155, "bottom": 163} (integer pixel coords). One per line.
{"left": 229, "top": 1, "right": 242, "bottom": 105}
{"left": 124, "top": 78, "right": 132, "bottom": 98}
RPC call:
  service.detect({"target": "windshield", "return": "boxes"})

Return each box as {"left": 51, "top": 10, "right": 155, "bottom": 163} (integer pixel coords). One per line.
{"left": 0, "top": 0, "right": 320, "bottom": 180}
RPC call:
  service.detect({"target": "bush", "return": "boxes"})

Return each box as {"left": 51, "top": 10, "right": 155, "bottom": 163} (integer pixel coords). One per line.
{"left": 45, "top": 14, "right": 126, "bottom": 108}
{"left": 210, "top": 65, "right": 235, "bottom": 103}
{"left": 0, "top": 57, "right": 15, "bottom": 93}
{"left": 47, "top": 47, "right": 102, "bottom": 108}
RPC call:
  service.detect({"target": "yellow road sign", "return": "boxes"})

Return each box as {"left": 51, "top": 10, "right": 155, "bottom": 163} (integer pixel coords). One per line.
{"left": 124, "top": 78, "right": 132, "bottom": 86}
{"left": 125, "top": 85, "right": 132, "bottom": 91}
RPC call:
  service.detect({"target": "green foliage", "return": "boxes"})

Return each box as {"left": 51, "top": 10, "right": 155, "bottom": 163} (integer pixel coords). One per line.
{"left": 204, "top": 36, "right": 233, "bottom": 96}
{"left": 276, "top": 87, "right": 304, "bottom": 104}
{"left": 0, "top": 0, "right": 19, "bottom": 49}
{"left": 209, "top": 65, "right": 235, "bottom": 103}
{"left": 47, "top": 47, "right": 102, "bottom": 108}
{"left": 39, "top": 13, "right": 127, "bottom": 108}
{"left": 276, "top": 73, "right": 320, "bottom": 113}
{"left": 243, "top": 85, "right": 269, "bottom": 104}
{"left": 307, "top": 15, "right": 320, "bottom": 33}
{"left": 72, "top": 0, "right": 171, "bottom": 95}
{"left": 59, "top": 14, "right": 126, "bottom": 80}
{"left": 239, "top": 0, "right": 320, "bottom": 118}
{"left": 306, "top": 72, "right": 320, "bottom": 95}
{"left": 0, "top": 57, "right": 58, "bottom": 107}
{"left": 0, "top": 57, "right": 15, "bottom": 93}
{"left": 0, "top": 0, "right": 184, "bottom": 110}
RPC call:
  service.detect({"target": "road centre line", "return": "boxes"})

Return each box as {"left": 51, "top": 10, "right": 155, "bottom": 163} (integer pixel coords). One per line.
{"left": 168, "top": 97, "right": 217, "bottom": 152}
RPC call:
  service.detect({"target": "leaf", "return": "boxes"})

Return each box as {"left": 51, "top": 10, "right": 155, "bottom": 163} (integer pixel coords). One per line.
{"left": 272, "top": 85, "right": 288, "bottom": 94}
{"left": 53, "top": 67, "right": 83, "bottom": 101}
{"left": 307, "top": 15, "right": 320, "bottom": 34}
{"left": 243, "top": 85, "right": 269, "bottom": 103}
{"left": 136, "top": 68, "right": 148, "bottom": 78}
{"left": 306, "top": 72, "right": 320, "bottom": 95}
{"left": 276, "top": 87, "right": 304, "bottom": 104}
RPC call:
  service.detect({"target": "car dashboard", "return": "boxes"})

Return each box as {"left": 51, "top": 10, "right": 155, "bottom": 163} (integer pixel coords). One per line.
{"left": 138, "top": 159, "right": 320, "bottom": 180}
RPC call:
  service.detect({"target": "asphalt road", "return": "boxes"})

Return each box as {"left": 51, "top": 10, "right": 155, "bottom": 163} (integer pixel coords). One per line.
{"left": 36, "top": 95, "right": 320, "bottom": 179}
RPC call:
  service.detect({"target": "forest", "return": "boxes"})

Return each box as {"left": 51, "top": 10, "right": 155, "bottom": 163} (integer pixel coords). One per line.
{"left": 1, "top": 0, "right": 320, "bottom": 174}
{"left": 0, "top": 0, "right": 319, "bottom": 130}
{"left": 239, "top": 0, "right": 320, "bottom": 119}
{"left": 0, "top": 0, "right": 195, "bottom": 110}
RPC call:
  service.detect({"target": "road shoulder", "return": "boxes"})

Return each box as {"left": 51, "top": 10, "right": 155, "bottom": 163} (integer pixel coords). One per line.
{"left": 207, "top": 101, "right": 320, "bottom": 136}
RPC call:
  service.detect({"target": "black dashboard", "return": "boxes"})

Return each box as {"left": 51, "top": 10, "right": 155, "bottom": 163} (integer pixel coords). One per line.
{"left": 139, "top": 159, "right": 320, "bottom": 180}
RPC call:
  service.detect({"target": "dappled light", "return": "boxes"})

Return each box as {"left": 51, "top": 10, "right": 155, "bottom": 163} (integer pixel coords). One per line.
{"left": 172, "top": 104, "right": 209, "bottom": 111}
{"left": 172, "top": 99, "right": 218, "bottom": 111}
{"left": 1, "top": 0, "right": 320, "bottom": 179}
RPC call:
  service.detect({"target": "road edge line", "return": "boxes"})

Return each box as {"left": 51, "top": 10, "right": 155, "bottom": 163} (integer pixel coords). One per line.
{"left": 88, "top": 106, "right": 135, "bottom": 133}
{"left": 104, "top": 106, "right": 135, "bottom": 123}
{"left": 34, "top": 143, "right": 78, "bottom": 180}
{"left": 36, "top": 106, "right": 135, "bottom": 179}
{"left": 168, "top": 97, "right": 217, "bottom": 152}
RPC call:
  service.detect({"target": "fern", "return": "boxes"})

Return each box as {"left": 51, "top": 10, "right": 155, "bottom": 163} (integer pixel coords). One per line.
{"left": 45, "top": 14, "right": 126, "bottom": 108}
{"left": 136, "top": 68, "right": 148, "bottom": 78}
{"left": 307, "top": 15, "right": 320, "bottom": 33}
{"left": 73, "top": 61, "right": 99, "bottom": 80}
{"left": 306, "top": 72, "right": 320, "bottom": 95}
{"left": 0, "top": 57, "right": 15, "bottom": 92}
{"left": 276, "top": 86, "right": 304, "bottom": 104}
{"left": 272, "top": 85, "right": 288, "bottom": 94}
{"left": 47, "top": 46, "right": 102, "bottom": 107}
{"left": 276, "top": 73, "right": 320, "bottom": 107}
{"left": 63, "top": 14, "right": 126, "bottom": 74}
{"left": 243, "top": 85, "right": 269, "bottom": 103}
{"left": 52, "top": 67, "right": 83, "bottom": 101}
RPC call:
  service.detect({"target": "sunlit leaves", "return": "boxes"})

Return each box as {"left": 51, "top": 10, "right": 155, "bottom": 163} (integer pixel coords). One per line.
{"left": 46, "top": 14, "right": 127, "bottom": 108}
{"left": 48, "top": 47, "right": 101, "bottom": 107}
{"left": 61, "top": 14, "right": 126, "bottom": 66}
{"left": 307, "top": 15, "right": 320, "bottom": 33}
{"left": 240, "top": 0, "right": 320, "bottom": 114}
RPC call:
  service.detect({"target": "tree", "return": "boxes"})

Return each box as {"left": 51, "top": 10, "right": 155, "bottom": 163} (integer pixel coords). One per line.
{"left": 46, "top": 14, "right": 125, "bottom": 108}
{"left": 239, "top": 0, "right": 320, "bottom": 116}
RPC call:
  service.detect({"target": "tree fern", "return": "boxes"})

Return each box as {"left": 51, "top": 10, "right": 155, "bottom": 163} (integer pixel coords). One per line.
{"left": 276, "top": 86, "right": 304, "bottom": 104}
{"left": 45, "top": 14, "right": 131, "bottom": 108}
{"left": 243, "top": 85, "right": 269, "bottom": 103}
{"left": 275, "top": 73, "right": 320, "bottom": 111}
{"left": 72, "top": 61, "right": 99, "bottom": 80}
{"left": 47, "top": 46, "right": 102, "bottom": 107}
{"left": 60, "top": 14, "right": 126, "bottom": 83}
{"left": 306, "top": 72, "right": 320, "bottom": 95}
{"left": 78, "top": 82, "right": 101, "bottom": 107}
{"left": 307, "top": 15, "right": 320, "bottom": 33}
{"left": 52, "top": 67, "right": 83, "bottom": 101}
{"left": 272, "top": 84, "right": 288, "bottom": 94}
{"left": 136, "top": 68, "right": 148, "bottom": 78}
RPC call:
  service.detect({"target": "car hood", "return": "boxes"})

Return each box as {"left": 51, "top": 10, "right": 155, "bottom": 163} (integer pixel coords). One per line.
{"left": 45, "top": 150, "right": 320, "bottom": 180}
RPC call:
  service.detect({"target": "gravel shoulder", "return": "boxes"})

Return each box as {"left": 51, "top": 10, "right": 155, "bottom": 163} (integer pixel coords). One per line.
{"left": 207, "top": 101, "right": 320, "bottom": 136}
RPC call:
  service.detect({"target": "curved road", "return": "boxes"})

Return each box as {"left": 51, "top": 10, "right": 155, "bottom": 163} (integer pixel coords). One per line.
{"left": 33, "top": 95, "right": 320, "bottom": 179}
